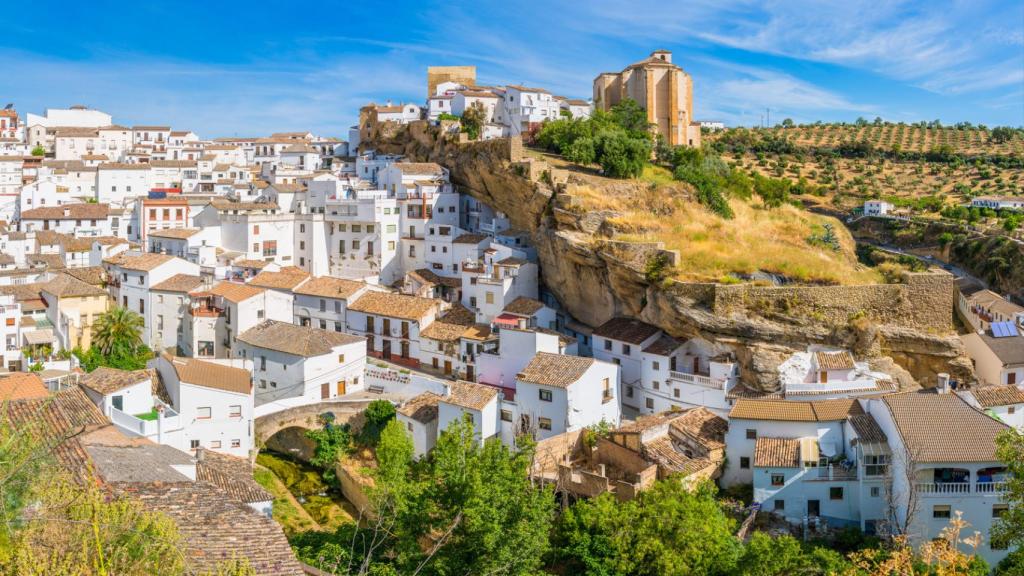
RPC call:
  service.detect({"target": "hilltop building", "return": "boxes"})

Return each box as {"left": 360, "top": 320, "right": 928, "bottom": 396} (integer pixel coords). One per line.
{"left": 593, "top": 50, "right": 700, "bottom": 147}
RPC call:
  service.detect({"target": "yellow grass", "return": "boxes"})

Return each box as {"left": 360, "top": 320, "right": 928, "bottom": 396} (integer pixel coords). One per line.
{"left": 603, "top": 193, "right": 880, "bottom": 285}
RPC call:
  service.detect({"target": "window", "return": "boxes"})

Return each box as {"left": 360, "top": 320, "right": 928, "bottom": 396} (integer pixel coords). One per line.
{"left": 229, "top": 405, "right": 241, "bottom": 418}
{"left": 485, "top": 292, "right": 494, "bottom": 304}
{"left": 538, "top": 417, "right": 552, "bottom": 430}
{"left": 933, "top": 505, "right": 951, "bottom": 519}
{"left": 622, "top": 344, "right": 631, "bottom": 355}
{"left": 388, "top": 240, "right": 395, "bottom": 250}
{"left": 338, "top": 354, "right": 345, "bottom": 364}
{"left": 1010, "top": 406, "right": 1016, "bottom": 415}
{"left": 771, "top": 474, "right": 785, "bottom": 486}
{"left": 539, "top": 389, "right": 553, "bottom": 402}
{"left": 259, "top": 379, "right": 267, "bottom": 389}
{"left": 260, "top": 356, "right": 266, "bottom": 371}
{"left": 646, "top": 398, "right": 654, "bottom": 409}
{"left": 626, "top": 386, "right": 634, "bottom": 398}
{"left": 653, "top": 380, "right": 660, "bottom": 390}
{"left": 746, "top": 429, "right": 757, "bottom": 440}
{"left": 993, "top": 504, "right": 1009, "bottom": 518}
{"left": 603, "top": 339, "right": 612, "bottom": 351}
{"left": 263, "top": 240, "right": 277, "bottom": 256}
{"left": 652, "top": 361, "right": 660, "bottom": 370}
{"left": 190, "top": 439, "right": 200, "bottom": 449}
{"left": 773, "top": 499, "right": 785, "bottom": 511}
{"left": 864, "top": 454, "right": 889, "bottom": 476}
{"left": 501, "top": 409, "right": 512, "bottom": 422}
{"left": 139, "top": 299, "right": 145, "bottom": 314}
{"left": 386, "top": 224, "right": 396, "bottom": 233}
{"left": 740, "top": 457, "right": 750, "bottom": 469}
{"left": 210, "top": 440, "right": 222, "bottom": 449}
{"left": 602, "top": 378, "right": 613, "bottom": 402}
{"left": 829, "top": 487, "right": 844, "bottom": 500}
{"left": 231, "top": 439, "right": 241, "bottom": 448}
{"left": 253, "top": 225, "right": 260, "bottom": 234}
{"left": 196, "top": 407, "right": 211, "bottom": 419}
{"left": 673, "top": 388, "right": 680, "bottom": 398}
{"left": 870, "top": 486, "right": 881, "bottom": 498}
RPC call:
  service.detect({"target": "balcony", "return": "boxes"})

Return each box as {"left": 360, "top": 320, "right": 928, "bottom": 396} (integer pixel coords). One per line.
{"left": 109, "top": 404, "right": 181, "bottom": 438}
{"left": 668, "top": 371, "right": 723, "bottom": 390}
{"left": 916, "top": 482, "right": 972, "bottom": 495}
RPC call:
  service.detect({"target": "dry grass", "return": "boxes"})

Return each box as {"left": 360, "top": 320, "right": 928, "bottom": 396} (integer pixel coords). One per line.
{"left": 613, "top": 198, "right": 879, "bottom": 285}
{"left": 566, "top": 176, "right": 880, "bottom": 285}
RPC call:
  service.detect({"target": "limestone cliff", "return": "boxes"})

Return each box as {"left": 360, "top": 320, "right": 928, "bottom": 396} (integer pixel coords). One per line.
{"left": 364, "top": 121, "right": 972, "bottom": 391}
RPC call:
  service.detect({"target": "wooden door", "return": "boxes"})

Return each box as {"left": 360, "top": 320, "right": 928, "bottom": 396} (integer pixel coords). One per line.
{"left": 320, "top": 383, "right": 329, "bottom": 399}
{"left": 444, "top": 360, "right": 452, "bottom": 375}
{"left": 338, "top": 380, "right": 346, "bottom": 396}
{"left": 466, "top": 365, "right": 474, "bottom": 381}
{"left": 383, "top": 339, "right": 392, "bottom": 359}
{"left": 383, "top": 318, "right": 391, "bottom": 335}
{"left": 692, "top": 357, "right": 699, "bottom": 373}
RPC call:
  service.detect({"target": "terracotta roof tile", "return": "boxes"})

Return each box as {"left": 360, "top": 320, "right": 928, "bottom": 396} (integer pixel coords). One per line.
{"left": 729, "top": 398, "right": 863, "bottom": 422}
{"left": 970, "top": 385, "right": 1024, "bottom": 408}
{"left": 348, "top": 291, "right": 439, "bottom": 322}
{"left": 103, "top": 252, "right": 175, "bottom": 272}
{"left": 150, "top": 274, "right": 204, "bottom": 293}
{"left": 249, "top": 269, "right": 311, "bottom": 291}
{"left": 147, "top": 228, "right": 201, "bottom": 239}
{"left": 397, "top": 392, "right": 441, "bottom": 423}
{"left": 503, "top": 296, "right": 545, "bottom": 316}
{"left": 293, "top": 276, "right": 367, "bottom": 300}
{"left": 754, "top": 437, "right": 801, "bottom": 468}
{"left": 517, "top": 352, "right": 595, "bottom": 388}
{"left": 883, "top": 391, "right": 1009, "bottom": 462}
{"left": 165, "top": 355, "right": 252, "bottom": 395}
{"left": 0, "top": 372, "right": 49, "bottom": 400}
{"left": 80, "top": 367, "right": 153, "bottom": 396}
{"left": 593, "top": 317, "right": 661, "bottom": 344}
{"left": 443, "top": 380, "right": 498, "bottom": 411}
{"left": 206, "top": 281, "right": 264, "bottom": 303}
{"left": 815, "top": 351, "right": 855, "bottom": 371}
{"left": 21, "top": 203, "right": 110, "bottom": 220}
{"left": 237, "top": 320, "right": 363, "bottom": 357}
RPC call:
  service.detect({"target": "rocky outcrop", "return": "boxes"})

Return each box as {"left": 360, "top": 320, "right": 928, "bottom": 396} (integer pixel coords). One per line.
{"left": 364, "top": 122, "right": 974, "bottom": 391}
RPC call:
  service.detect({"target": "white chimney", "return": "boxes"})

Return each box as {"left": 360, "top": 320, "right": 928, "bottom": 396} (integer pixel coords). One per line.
{"left": 937, "top": 373, "right": 950, "bottom": 394}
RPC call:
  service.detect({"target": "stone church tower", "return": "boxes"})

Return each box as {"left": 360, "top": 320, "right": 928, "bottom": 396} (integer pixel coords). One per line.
{"left": 593, "top": 50, "right": 701, "bottom": 147}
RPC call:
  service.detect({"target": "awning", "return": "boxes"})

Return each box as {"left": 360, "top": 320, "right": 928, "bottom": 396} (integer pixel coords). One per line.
{"left": 23, "top": 329, "right": 55, "bottom": 346}
{"left": 494, "top": 313, "right": 522, "bottom": 328}
{"left": 800, "top": 437, "right": 820, "bottom": 464}
{"left": 819, "top": 441, "right": 838, "bottom": 458}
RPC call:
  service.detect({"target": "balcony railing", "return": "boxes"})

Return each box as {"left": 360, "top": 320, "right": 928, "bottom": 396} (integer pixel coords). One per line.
{"left": 914, "top": 482, "right": 1005, "bottom": 495}
{"left": 668, "top": 371, "right": 723, "bottom": 389}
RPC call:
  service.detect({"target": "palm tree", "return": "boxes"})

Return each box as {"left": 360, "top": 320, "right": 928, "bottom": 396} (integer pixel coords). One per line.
{"left": 91, "top": 306, "right": 144, "bottom": 356}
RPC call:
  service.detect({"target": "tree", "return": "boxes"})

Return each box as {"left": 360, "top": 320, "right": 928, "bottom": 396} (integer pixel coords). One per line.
{"left": 781, "top": 118, "right": 795, "bottom": 128}
{"left": 30, "top": 145, "right": 45, "bottom": 157}
{"left": 306, "top": 419, "right": 353, "bottom": 484}
{"left": 595, "top": 131, "right": 650, "bottom": 178}
{"left": 92, "top": 306, "right": 145, "bottom": 357}
{"left": 552, "top": 481, "right": 742, "bottom": 575}
{"left": 460, "top": 101, "right": 486, "bottom": 141}
{"left": 992, "top": 430, "right": 1024, "bottom": 550}
{"left": 991, "top": 126, "right": 1017, "bottom": 144}
{"left": 564, "top": 136, "right": 596, "bottom": 166}
{"left": 358, "top": 400, "right": 396, "bottom": 446}
{"left": 753, "top": 174, "right": 791, "bottom": 209}
{"left": 609, "top": 98, "right": 652, "bottom": 138}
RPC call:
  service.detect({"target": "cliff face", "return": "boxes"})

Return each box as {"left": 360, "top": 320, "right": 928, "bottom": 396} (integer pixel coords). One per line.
{"left": 365, "top": 122, "right": 972, "bottom": 391}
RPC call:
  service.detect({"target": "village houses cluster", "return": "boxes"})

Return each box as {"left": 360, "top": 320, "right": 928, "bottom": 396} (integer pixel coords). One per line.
{"left": 0, "top": 54, "right": 1021, "bottom": 569}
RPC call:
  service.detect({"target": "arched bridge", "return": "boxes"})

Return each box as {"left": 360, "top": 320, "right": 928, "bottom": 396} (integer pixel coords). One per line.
{"left": 254, "top": 399, "right": 375, "bottom": 446}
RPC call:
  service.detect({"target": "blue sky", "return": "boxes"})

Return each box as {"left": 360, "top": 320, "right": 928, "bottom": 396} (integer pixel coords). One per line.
{"left": 1, "top": 0, "right": 1021, "bottom": 138}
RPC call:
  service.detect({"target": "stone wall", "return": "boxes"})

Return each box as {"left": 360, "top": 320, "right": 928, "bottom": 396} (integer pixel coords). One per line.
{"left": 709, "top": 270, "right": 954, "bottom": 333}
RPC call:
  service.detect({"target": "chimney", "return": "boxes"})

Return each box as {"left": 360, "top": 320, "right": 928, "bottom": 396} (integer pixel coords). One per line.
{"left": 195, "top": 446, "right": 205, "bottom": 462}
{"left": 937, "top": 373, "right": 950, "bottom": 394}
{"left": 442, "top": 382, "right": 451, "bottom": 398}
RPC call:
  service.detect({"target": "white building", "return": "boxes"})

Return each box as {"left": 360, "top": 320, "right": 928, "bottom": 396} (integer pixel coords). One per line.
{"left": 496, "top": 85, "right": 560, "bottom": 135}
{"left": 18, "top": 203, "right": 114, "bottom": 237}
{"left": 148, "top": 274, "right": 204, "bottom": 354}
{"left": 293, "top": 276, "right": 373, "bottom": 333}
{"left": 346, "top": 291, "right": 441, "bottom": 369}
{"left": 512, "top": 352, "right": 621, "bottom": 442}
{"left": 777, "top": 347, "right": 896, "bottom": 400}
{"left": 863, "top": 200, "right": 893, "bottom": 216}
{"left": 235, "top": 320, "right": 366, "bottom": 414}
{"left": 960, "top": 384, "right": 1024, "bottom": 431}
{"left": 153, "top": 354, "right": 255, "bottom": 458}
{"left": 396, "top": 391, "right": 442, "bottom": 458}
{"left": 0, "top": 294, "right": 22, "bottom": 372}
{"left": 970, "top": 196, "right": 1024, "bottom": 211}
{"left": 558, "top": 98, "right": 592, "bottom": 119}
{"left": 102, "top": 253, "right": 200, "bottom": 348}
{"left": 183, "top": 281, "right": 293, "bottom": 359}
{"left": 436, "top": 380, "right": 500, "bottom": 442}
{"left": 962, "top": 322, "right": 1024, "bottom": 387}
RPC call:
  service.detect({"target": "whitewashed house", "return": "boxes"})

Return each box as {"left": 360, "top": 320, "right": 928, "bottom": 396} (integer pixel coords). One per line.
{"left": 776, "top": 347, "right": 895, "bottom": 400}
{"left": 960, "top": 384, "right": 1024, "bottom": 431}
{"left": 102, "top": 253, "right": 200, "bottom": 348}
{"left": 346, "top": 291, "right": 441, "bottom": 369}
{"left": 961, "top": 322, "right": 1024, "bottom": 387}
{"left": 148, "top": 274, "right": 204, "bottom": 354}
{"left": 512, "top": 352, "right": 621, "bottom": 442}
{"left": 293, "top": 276, "right": 372, "bottom": 332}
{"left": 970, "top": 196, "right": 1024, "bottom": 211}
{"left": 153, "top": 354, "right": 255, "bottom": 458}
{"left": 396, "top": 392, "right": 442, "bottom": 457}
{"left": 436, "top": 380, "right": 500, "bottom": 442}
{"left": 18, "top": 203, "right": 114, "bottom": 236}
{"left": 862, "top": 200, "right": 893, "bottom": 216}
{"left": 235, "top": 320, "right": 366, "bottom": 413}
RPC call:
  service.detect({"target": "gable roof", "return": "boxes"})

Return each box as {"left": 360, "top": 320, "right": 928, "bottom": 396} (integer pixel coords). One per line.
{"left": 249, "top": 268, "right": 311, "bottom": 291}
{"left": 0, "top": 372, "right": 49, "bottom": 400}
{"left": 442, "top": 380, "right": 498, "bottom": 411}
{"left": 347, "top": 291, "right": 439, "bottom": 321}
{"left": 517, "top": 352, "right": 595, "bottom": 388}
{"left": 643, "top": 335, "right": 684, "bottom": 356}
{"left": 103, "top": 252, "right": 175, "bottom": 272}
{"left": 165, "top": 355, "right": 251, "bottom": 395}
{"left": 593, "top": 317, "right": 661, "bottom": 344}
{"left": 969, "top": 385, "right": 1024, "bottom": 408}
{"left": 503, "top": 296, "right": 545, "bottom": 316}
{"left": 292, "top": 276, "right": 367, "bottom": 300}
{"left": 42, "top": 273, "right": 108, "bottom": 298}
{"left": 754, "top": 437, "right": 801, "bottom": 468}
{"left": 21, "top": 203, "right": 110, "bottom": 220}
{"left": 729, "top": 398, "right": 864, "bottom": 422}
{"left": 80, "top": 367, "right": 153, "bottom": 396}
{"left": 147, "top": 228, "right": 201, "bottom": 240}
{"left": 237, "top": 320, "right": 363, "bottom": 357}
{"left": 150, "top": 274, "right": 204, "bottom": 293}
{"left": 815, "top": 351, "right": 855, "bottom": 371}
{"left": 883, "top": 391, "right": 1009, "bottom": 462}
{"left": 397, "top": 392, "right": 442, "bottom": 424}
{"left": 207, "top": 281, "right": 264, "bottom": 303}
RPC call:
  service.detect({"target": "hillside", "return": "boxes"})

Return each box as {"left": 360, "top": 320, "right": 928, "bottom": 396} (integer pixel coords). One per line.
{"left": 706, "top": 124, "right": 1024, "bottom": 214}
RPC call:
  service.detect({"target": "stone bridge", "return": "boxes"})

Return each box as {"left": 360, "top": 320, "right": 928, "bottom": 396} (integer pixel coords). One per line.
{"left": 254, "top": 399, "right": 375, "bottom": 446}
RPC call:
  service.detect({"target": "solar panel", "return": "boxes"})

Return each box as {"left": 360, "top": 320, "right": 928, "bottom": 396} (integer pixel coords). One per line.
{"left": 991, "top": 321, "right": 1020, "bottom": 338}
